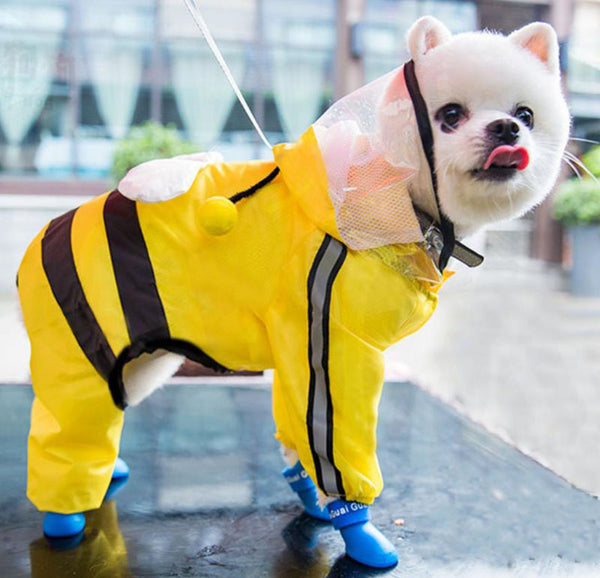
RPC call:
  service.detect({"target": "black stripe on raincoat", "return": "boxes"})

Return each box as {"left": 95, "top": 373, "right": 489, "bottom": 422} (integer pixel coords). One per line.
{"left": 103, "top": 190, "right": 170, "bottom": 344}
{"left": 42, "top": 209, "right": 116, "bottom": 381}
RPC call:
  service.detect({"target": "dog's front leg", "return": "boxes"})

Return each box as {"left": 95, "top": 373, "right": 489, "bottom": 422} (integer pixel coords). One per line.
{"left": 267, "top": 236, "right": 399, "bottom": 569}
{"left": 279, "top": 443, "right": 331, "bottom": 521}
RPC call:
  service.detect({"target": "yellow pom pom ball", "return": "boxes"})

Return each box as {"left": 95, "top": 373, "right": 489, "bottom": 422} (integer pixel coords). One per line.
{"left": 199, "top": 196, "right": 238, "bottom": 236}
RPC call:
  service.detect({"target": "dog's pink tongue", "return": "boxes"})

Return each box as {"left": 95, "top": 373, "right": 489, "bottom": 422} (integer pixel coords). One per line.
{"left": 483, "top": 145, "right": 529, "bottom": 171}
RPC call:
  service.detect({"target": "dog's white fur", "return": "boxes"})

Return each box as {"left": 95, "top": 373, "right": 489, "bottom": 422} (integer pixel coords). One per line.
{"left": 122, "top": 350, "right": 185, "bottom": 406}
{"left": 121, "top": 19, "right": 571, "bottom": 472}
{"left": 407, "top": 18, "right": 570, "bottom": 238}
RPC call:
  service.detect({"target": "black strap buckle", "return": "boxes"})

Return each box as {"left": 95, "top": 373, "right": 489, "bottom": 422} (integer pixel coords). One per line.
{"left": 416, "top": 208, "right": 484, "bottom": 269}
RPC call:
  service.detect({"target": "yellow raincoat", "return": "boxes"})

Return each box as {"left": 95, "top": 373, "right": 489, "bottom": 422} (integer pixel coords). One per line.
{"left": 18, "top": 127, "right": 445, "bottom": 514}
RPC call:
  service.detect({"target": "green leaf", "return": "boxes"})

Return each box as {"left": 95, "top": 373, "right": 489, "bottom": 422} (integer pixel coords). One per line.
{"left": 111, "top": 122, "right": 197, "bottom": 184}
{"left": 582, "top": 146, "right": 600, "bottom": 178}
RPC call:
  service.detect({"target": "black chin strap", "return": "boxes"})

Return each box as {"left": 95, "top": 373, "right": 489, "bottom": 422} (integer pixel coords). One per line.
{"left": 404, "top": 59, "right": 457, "bottom": 271}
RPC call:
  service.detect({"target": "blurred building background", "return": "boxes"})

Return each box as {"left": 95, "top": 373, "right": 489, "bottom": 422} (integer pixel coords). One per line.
{"left": 0, "top": 0, "right": 594, "bottom": 168}
{"left": 0, "top": 0, "right": 597, "bottom": 262}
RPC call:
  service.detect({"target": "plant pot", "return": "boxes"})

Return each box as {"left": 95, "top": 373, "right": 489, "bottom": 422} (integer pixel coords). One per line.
{"left": 568, "top": 224, "right": 600, "bottom": 296}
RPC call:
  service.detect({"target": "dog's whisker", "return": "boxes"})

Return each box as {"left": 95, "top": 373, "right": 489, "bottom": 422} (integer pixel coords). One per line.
{"left": 507, "top": 185, "right": 516, "bottom": 215}
{"left": 562, "top": 150, "right": 581, "bottom": 168}
{"left": 563, "top": 151, "right": 598, "bottom": 182}
{"left": 562, "top": 156, "right": 582, "bottom": 179}
{"left": 569, "top": 136, "right": 600, "bottom": 145}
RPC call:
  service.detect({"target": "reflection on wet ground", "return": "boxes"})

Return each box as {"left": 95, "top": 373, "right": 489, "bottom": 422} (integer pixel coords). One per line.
{"left": 1, "top": 382, "right": 600, "bottom": 577}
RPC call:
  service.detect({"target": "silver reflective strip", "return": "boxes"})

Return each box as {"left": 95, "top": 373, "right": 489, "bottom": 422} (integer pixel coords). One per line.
{"left": 308, "top": 237, "right": 345, "bottom": 496}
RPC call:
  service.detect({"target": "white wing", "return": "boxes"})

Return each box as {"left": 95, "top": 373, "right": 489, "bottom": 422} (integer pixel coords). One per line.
{"left": 118, "top": 151, "right": 224, "bottom": 203}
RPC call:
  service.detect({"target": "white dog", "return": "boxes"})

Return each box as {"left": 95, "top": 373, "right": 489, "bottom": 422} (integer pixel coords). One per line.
{"left": 19, "top": 16, "right": 570, "bottom": 570}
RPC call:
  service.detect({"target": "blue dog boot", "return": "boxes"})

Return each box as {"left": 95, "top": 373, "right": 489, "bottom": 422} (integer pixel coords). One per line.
{"left": 282, "top": 461, "right": 330, "bottom": 522}
{"left": 104, "top": 475, "right": 129, "bottom": 501}
{"left": 44, "top": 457, "right": 129, "bottom": 538}
{"left": 43, "top": 512, "right": 85, "bottom": 538}
{"left": 112, "top": 456, "right": 130, "bottom": 479}
{"left": 104, "top": 457, "right": 130, "bottom": 500}
{"left": 327, "top": 500, "right": 398, "bottom": 569}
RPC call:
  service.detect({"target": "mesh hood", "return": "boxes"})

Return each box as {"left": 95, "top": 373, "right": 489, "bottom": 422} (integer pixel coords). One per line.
{"left": 313, "top": 65, "right": 430, "bottom": 251}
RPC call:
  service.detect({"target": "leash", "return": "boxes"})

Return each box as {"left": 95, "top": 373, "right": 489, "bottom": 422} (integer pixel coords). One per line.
{"left": 182, "top": 0, "right": 272, "bottom": 150}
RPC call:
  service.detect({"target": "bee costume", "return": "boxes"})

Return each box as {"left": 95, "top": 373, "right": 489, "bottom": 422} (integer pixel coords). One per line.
{"left": 19, "top": 56, "right": 481, "bottom": 562}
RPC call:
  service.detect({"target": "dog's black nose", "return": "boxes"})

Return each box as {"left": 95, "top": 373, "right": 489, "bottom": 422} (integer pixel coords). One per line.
{"left": 487, "top": 119, "right": 520, "bottom": 145}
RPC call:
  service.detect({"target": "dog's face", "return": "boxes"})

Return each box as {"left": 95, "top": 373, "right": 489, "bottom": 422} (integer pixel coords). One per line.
{"left": 408, "top": 18, "right": 570, "bottom": 236}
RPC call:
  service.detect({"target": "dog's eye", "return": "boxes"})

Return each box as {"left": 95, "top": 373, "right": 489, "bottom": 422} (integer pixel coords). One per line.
{"left": 515, "top": 106, "right": 534, "bottom": 129}
{"left": 435, "top": 104, "right": 465, "bottom": 132}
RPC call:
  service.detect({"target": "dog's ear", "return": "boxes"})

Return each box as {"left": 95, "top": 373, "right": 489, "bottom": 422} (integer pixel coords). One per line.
{"left": 509, "top": 22, "right": 560, "bottom": 75}
{"left": 407, "top": 16, "right": 452, "bottom": 61}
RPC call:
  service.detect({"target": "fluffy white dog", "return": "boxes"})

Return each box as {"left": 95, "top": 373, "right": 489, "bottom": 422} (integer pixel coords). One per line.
{"left": 19, "top": 15, "right": 570, "bottom": 570}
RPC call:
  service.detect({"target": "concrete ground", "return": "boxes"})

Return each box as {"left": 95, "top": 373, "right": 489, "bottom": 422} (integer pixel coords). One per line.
{"left": 1, "top": 195, "right": 599, "bottom": 500}
{"left": 2, "top": 382, "right": 600, "bottom": 577}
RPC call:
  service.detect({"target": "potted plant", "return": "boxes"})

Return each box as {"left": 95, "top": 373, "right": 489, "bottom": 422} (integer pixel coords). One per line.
{"left": 554, "top": 146, "right": 600, "bottom": 296}
{"left": 111, "top": 121, "right": 197, "bottom": 184}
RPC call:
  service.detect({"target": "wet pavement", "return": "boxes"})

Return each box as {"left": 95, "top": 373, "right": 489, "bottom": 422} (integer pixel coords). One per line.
{"left": 1, "top": 382, "right": 600, "bottom": 577}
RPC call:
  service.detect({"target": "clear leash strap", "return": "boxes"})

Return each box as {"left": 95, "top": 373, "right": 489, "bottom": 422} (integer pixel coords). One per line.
{"left": 182, "top": 0, "right": 272, "bottom": 150}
